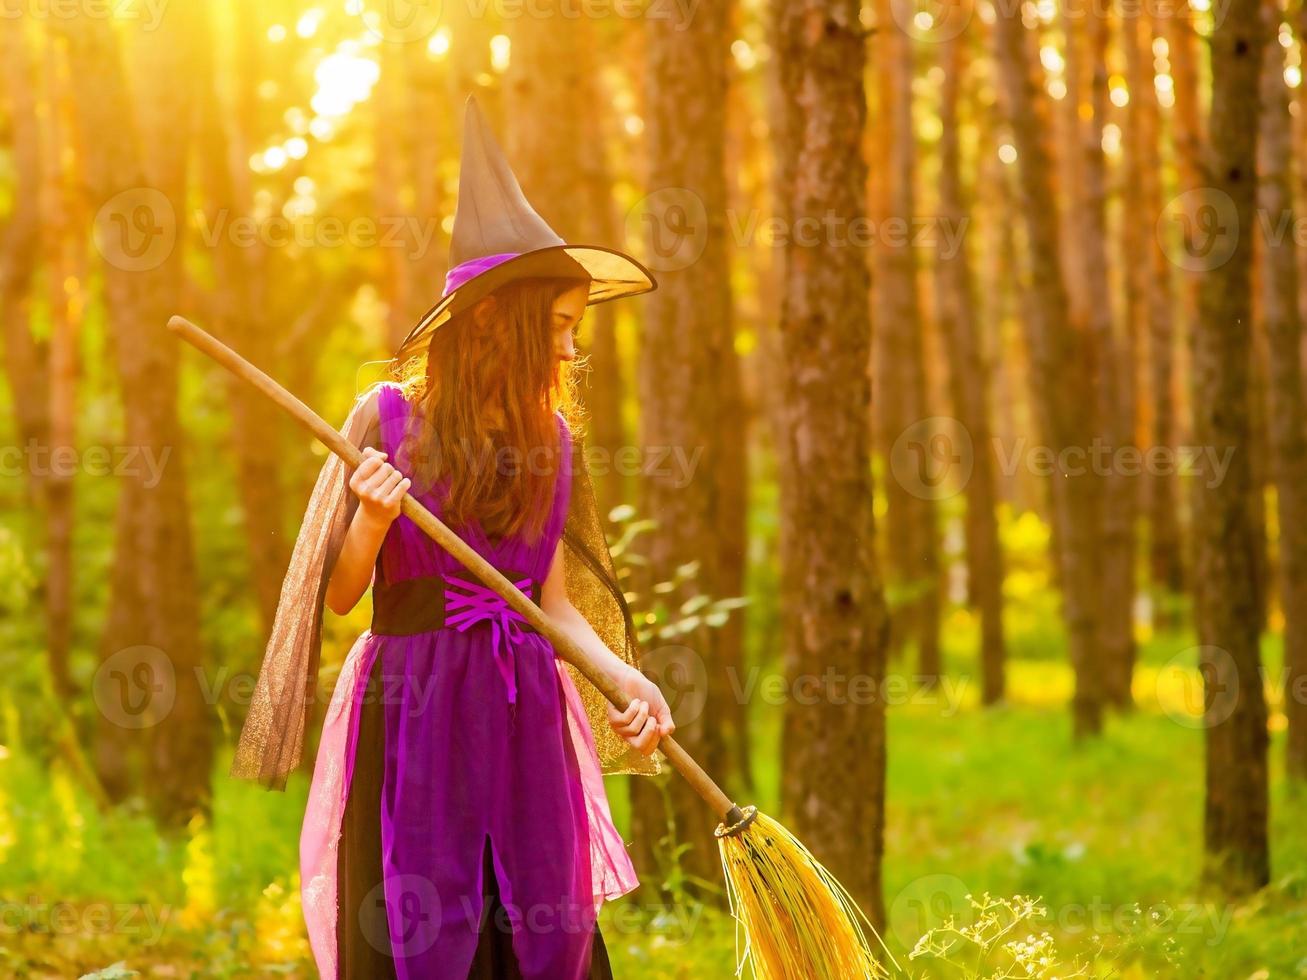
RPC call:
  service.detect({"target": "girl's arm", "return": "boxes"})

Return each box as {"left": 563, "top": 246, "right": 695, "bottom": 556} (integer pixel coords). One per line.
{"left": 325, "top": 445, "right": 411, "bottom": 615}
{"left": 540, "top": 540, "right": 676, "bottom": 755}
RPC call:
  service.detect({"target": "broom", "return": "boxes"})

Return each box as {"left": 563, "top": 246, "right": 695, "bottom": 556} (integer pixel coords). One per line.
{"left": 167, "top": 315, "right": 901, "bottom": 980}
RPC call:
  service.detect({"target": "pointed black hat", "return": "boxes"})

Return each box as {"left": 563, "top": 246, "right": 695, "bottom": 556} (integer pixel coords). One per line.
{"left": 393, "top": 95, "right": 657, "bottom": 363}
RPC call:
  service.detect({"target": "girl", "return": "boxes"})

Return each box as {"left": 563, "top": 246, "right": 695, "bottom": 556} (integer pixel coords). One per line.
{"left": 233, "top": 95, "right": 674, "bottom": 980}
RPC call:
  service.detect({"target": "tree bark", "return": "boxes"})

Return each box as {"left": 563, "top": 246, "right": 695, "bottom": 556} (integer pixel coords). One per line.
{"left": 991, "top": 0, "right": 1105, "bottom": 737}
{"left": 39, "top": 27, "right": 86, "bottom": 705}
{"left": 194, "top": 2, "right": 289, "bottom": 636}
{"left": 871, "top": 0, "right": 941, "bottom": 684}
{"left": 59, "top": 12, "right": 213, "bottom": 827}
{"left": 1191, "top": 0, "right": 1270, "bottom": 893}
{"left": 1258, "top": 5, "right": 1307, "bottom": 782}
{"left": 0, "top": 19, "right": 49, "bottom": 484}
{"left": 632, "top": 0, "right": 738, "bottom": 904}
{"left": 1104, "top": 2, "right": 1142, "bottom": 708}
{"left": 1157, "top": 0, "right": 1204, "bottom": 602}
{"left": 772, "top": 0, "right": 890, "bottom": 928}
{"left": 937, "top": 25, "right": 1006, "bottom": 705}
{"left": 505, "top": 2, "right": 630, "bottom": 518}
{"left": 1144, "top": 6, "right": 1184, "bottom": 623}
{"left": 0, "top": 19, "right": 70, "bottom": 701}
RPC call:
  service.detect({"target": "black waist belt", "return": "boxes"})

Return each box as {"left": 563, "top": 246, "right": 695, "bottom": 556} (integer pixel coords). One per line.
{"left": 370, "top": 571, "right": 542, "bottom": 637}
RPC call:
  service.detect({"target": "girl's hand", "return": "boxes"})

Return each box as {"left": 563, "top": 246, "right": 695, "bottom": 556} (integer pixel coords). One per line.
{"left": 607, "top": 666, "right": 675, "bottom": 756}
{"left": 350, "top": 448, "right": 410, "bottom": 527}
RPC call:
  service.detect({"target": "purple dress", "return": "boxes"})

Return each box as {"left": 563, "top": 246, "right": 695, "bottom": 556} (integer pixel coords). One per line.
{"left": 322, "top": 382, "right": 600, "bottom": 978}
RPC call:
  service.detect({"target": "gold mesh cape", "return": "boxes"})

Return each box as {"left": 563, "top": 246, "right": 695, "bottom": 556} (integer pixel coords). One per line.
{"left": 230, "top": 384, "right": 661, "bottom": 789}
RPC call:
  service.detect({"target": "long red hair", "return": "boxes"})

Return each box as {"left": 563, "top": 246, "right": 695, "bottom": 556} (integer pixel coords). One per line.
{"left": 392, "top": 276, "right": 587, "bottom": 545}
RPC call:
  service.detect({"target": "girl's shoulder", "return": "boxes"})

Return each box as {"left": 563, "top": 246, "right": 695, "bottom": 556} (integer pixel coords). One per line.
{"left": 555, "top": 408, "right": 577, "bottom": 453}
{"left": 362, "top": 380, "right": 413, "bottom": 422}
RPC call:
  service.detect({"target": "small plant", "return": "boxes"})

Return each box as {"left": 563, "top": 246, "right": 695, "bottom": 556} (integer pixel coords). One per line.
{"left": 906, "top": 892, "right": 1096, "bottom": 979}
{"left": 604, "top": 503, "right": 750, "bottom": 645}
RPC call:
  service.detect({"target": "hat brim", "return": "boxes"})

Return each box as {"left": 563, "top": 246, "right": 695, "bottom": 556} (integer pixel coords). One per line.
{"left": 393, "top": 244, "right": 657, "bottom": 364}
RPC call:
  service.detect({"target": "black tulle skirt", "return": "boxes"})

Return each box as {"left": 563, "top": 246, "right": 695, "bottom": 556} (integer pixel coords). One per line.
{"left": 334, "top": 656, "right": 615, "bottom": 979}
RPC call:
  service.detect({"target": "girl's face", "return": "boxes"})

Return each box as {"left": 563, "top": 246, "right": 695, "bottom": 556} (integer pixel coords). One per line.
{"left": 551, "top": 283, "right": 590, "bottom": 363}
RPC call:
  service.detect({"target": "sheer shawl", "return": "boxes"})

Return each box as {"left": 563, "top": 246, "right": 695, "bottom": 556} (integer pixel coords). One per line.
{"left": 230, "top": 383, "right": 660, "bottom": 789}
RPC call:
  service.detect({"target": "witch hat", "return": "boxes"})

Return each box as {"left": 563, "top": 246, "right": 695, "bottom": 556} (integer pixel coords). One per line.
{"left": 393, "top": 94, "right": 657, "bottom": 364}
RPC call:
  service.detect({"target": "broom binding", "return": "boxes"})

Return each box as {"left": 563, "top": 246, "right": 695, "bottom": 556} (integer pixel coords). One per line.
{"left": 715, "top": 803, "right": 759, "bottom": 839}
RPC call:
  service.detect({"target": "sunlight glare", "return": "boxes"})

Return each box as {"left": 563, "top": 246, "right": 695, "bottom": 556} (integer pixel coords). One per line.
{"left": 298, "top": 9, "right": 325, "bottom": 39}
{"left": 1101, "top": 123, "right": 1122, "bottom": 156}
{"left": 732, "top": 39, "right": 757, "bottom": 71}
{"left": 311, "top": 46, "right": 381, "bottom": 119}
{"left": 490, "top": 34, "right": 511, "bottom": 73}
{"left": 428, "top": 27, "right": 451, "bottom": 59}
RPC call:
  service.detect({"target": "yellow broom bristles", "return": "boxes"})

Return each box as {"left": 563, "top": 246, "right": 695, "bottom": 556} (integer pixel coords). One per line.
{"left": 716, "top": 808, "right": 901, "bottom": 980}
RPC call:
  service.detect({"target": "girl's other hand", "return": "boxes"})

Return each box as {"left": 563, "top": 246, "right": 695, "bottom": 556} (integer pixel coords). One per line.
{"left": 606, "top": 666, "right": 676, "bottom": 756}
{"left": 350, "top": 447, "right": 411, "bottom": 527}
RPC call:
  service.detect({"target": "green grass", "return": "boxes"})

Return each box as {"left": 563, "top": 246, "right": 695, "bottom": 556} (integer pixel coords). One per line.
{"left": 1, "top": 625, "right": 1303, "bottom": 977}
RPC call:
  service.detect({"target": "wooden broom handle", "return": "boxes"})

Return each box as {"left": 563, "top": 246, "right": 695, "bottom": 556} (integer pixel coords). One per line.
{"left": 167, "top": 316, "right": 736, "bottom": 819}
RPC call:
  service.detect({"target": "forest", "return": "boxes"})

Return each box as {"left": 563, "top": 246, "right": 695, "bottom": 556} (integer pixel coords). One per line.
{"left": 1, "top": 0, "right": 1305, "bottom": 977}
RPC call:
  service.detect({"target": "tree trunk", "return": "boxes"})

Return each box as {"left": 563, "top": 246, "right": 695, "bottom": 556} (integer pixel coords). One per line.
{"left": 1191, "top": 0, "right": 1269, "bottom": 893}
{"left": 632, "top": 0, "right": 738, "bottom": 905}
{"left": 991, "top": 0, "right": 1105, "bottom": 737}
{"left": 39, "top": 27, "right": 86, "bottom": 705}
{"left": 772, "top": 0, "right": 890, "bottom": 928}
{"left": 59, "top": 12, "right": 214, "bottom": 827}
{"left": 1258, "top": 4, "right": 1307, "bottom": 783}
{"left": 1157, "top": 0, "right": 1204, "bottom": 602}
{"left": 194, "top": 3, "right": 289, "bottom": 636}
{"left": 871, "top": 0, "right": 941, "bottom": 684}
{"left": 0, "top": 19, "right": 68, "bottom": 701}
{"left": 0, "top": 19, "right": 49, "bottom": 484}
{"left": 937, "top": 26, "right": 1006, "bottom": 705}
{"left": 1144, "top": 6, "right": 1184, "bottom": 623}
{"left": 1072, "top": 3, "right": 1133, "bottom": 706}
{"left": 1056, "top": 1, "right": 1087, "bottom": 329}
{"left": 1104, "top": 2, "right": 1142, "bottom": 709}
{"left": 505, "top": 3, "right": 632, "bottom": 518}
